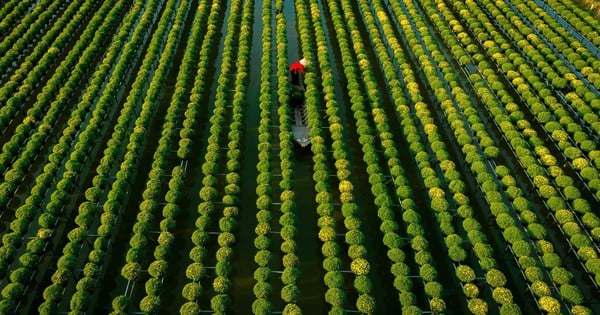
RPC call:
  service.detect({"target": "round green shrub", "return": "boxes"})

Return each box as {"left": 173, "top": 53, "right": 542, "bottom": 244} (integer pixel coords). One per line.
{"left": 354, "top": 294, "right": 375, "bottom": 314}
{"left": 577, "top": 246, "right": 598, "bottom": 261}
{"left": 524, "top": 266, "right": 544, "bottom": 282}
{"left": 531, "top": 280, "right": 551, "bottom": 298}
{"left": 467, "top": 298, "right": 488, "bottom": 315}
{"left": 430, "top": 297, "right": 446, "bottom": 313}
{"left": 111, "top": 295, "right": 129, "bottom": 312}
{"left": 348, "top": 245, "right": 367, "bottom": 260}
{"left": 502, "top": 226, "right": 524, "bottom": 244}
{"left": 354, "top": 275, "right": 372, "bottom": 294}
{"left": 398, "top": 291, "right": 416, "bottom": 306}
{"left": 281, "top": 267, "right": 301, "bottom": 285}
{"left": 252, "top": 281, "right": 272, "bottom": 300}
{"left": 281, "top": 284, "right": 300, "bottom": 303}
{"left": 393, "top": 274, "right": 412, "bottom": 292}
{"left": 212, "top": 276, "right": 231, "bottom": 294}
{"left": 456, "top": 265, "right": 476, "bottom": 283}
{"left": 323, "top": 257, "right": 342, "bottom": 272}
{"left": 419, "top": 264, "right": 437, "bottom": 282}
{"left": 70, "top": 291, "right": 90, "bottom": 311}
{"left": 402, "top": 305, "right": 422, "bottom": 315}
{"left": 424, "top": 281, "right": 443, "bottom": 298}
{"left": 492, "top": 287, "right": 513, "bottom": 304}
{"left": 571, "top": 305, "right": 592, "bottom": 315}
{"left": 512, "top": 240, "right": 532, "bottom": 257}
{"left": 571, "top": 233, "right": 592, "bottom": 247}
{"left": 121, "top": 262, "right": 141, "bottom": 281}
{"left": 539, "top": 296, "right": 560, "bottom": 313}
{"left": 550, "top": 267, "right": 572, "bottom": 285}
{"left": 411, "top": 235, "right": 428, "bottom": 252}
{"left": 499, "top": 303, "right": 522, "bottom": 315}
{"left": 486, "top": 269, "right": 507, "bottom": 288}
{"left": 527, "top": 223, "right": 547, "bottom": 240}
{"left": 414, "top": 250, "right": 432, "bottom": 266}
{"left": 572, "top": 198, "right": 591, "bottom": 214}
{"left": 542, "top": 253, "right": 561, "bottom": 268}
{"left": 282, "top": 303, "right": 301, "bottom": 315}
{"left": 325, "top": 287, "right": 346, "bottom": 307}
{"left": 282, "top": 253, "right": 299, "bottom": 268}
{"left": 463, "top": 283, "right": 479, "bottom": 298}
{"left": 180, "top": 301, "right": 201, "bottom": 315}
{"left": 350, "top": 258, "right": 370, "bottom": 276}
{"left": 210, "top": 293, "right": 231, "bottom": 312}
{"left": 560, "top": 284, "right": 583, "bottom": 305}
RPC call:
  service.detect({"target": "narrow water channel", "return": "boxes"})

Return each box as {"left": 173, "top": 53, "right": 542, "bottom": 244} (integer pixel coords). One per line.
{"left": 285, "top": 0, "right": 324, "bottom": 312}
{"left": 229, "top": 0, "right": 262, "bottom": 310}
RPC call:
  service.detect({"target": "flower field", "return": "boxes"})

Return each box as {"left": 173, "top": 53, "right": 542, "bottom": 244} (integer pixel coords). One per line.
{"left": 0, "top": 0, "right": 599, "bottom": 314}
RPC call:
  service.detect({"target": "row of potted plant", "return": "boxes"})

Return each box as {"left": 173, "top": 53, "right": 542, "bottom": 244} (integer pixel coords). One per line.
{"left": 0, "top": 0, "right": 140, "bottom": 313}
{"left": 211, "top": 0, "right": 253, "bottom": 312}
{"left": 294, "top": 0, "right": 355, "bottom": 313}
{"left": 440, "top": 0, "right": 600, "bottom": 306}
{"left": 458, "top": 0, "right": 600, "bottom": 239}
{"left": 276, "top": 0, "right": 303, "bottom": 312}
{"left": 513, "top": 0, "right": 600, "bottom": 89}
{"left": 382, "top": 0, "right": 522, "bottom": 312}
{"left": 176, "top": 1, "right": 226, "bottom": 313}
{"left": 473, "top": 0, "right": 600, "bottom": 167}
{"left": 62, "top": 0, "right": 183, "bottom": 312}
{"left": 0, "top": 0, "right": 37, "bottom": 36}
{"left": 0, "top": 0, "right": 94, "bottom": 132}
{"left": 417, "top": 1, "right": 590, "bottom": 312}
{"left": 180, "top": 0, "right": 246, "bottom": 312}
{"left": 544, "top": 0, "right": 600, "bottom": 47}
{"left": 250, "top": 0, "right": 278, "bottom": 312}
{"left": 450, "top": 0, "right": 600, "bottom": 268}
{"left": 332, "top": 0, "right": 450, "bottom": 312}
{"left": 307, "top": 0, "right": 379, "bottom": 312}
{"left": 103, "top": 1, "right": 196, "bottom": 313}
{"left": 492, "top": 0, "right": 600, "bottom": 125}
{"left": 0, "top": 0, "right": 62, "bottom": 76}
{"left": 417, "top": 2, "right": 584, "bottom": 312}
{"left": 0, "top": 0, "right": 115, "bottom": 210}
{"left": 2, "top": 0, "right": 147, "bottom": 286}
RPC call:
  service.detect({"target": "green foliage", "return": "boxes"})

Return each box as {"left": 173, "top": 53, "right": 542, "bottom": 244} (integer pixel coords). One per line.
{"left": 424, "top": 281, "right": 443, "bottom": 298}
{"left": 539, "top": 296, "right": 561, "bottom": 313}
{"left": 486, "top": 269, "right": 507, "bottom": 288}
{"left": 180, "top": 301, "right": 201, "bottom": 315}
{"left": 350, "top": 258, "right": 370, "bottom": 276}
{"left": 499, "top": 303, "right": 522, "bottom": 315}
{"left": 281, "top": 284, "right": 300, "bottom": 303}
{"left": 354, "top": 275, "right": 372, "bottom": 294}
{"left": 467, "top": 298, "right": 488, "bottom": 315}
{"left": 325, "top": 288, "right": 346, "bottom": 307}
{"left": 530, "top": 281, "right": 551, "bottom": 297}
{"left": 213, "top": 276, "right": 231, "bottom": 294}
{"left": 456, "top": 265, "right": 476, "bottom": 283}
{"left": 492, "top": 287, "right": 513, "bottom": 305}
{"left": 139, "top": 295, "right": 160, "bottom": 314}
{"left": 356, "top": 294, "right": 376, "bottom": 314}
{"left": 448, "top": 245, "right": 467, "bottom": 262}
{"left": 560, "top": 284, "right": 583, "bottom": 305}
{"left": 550, "top": 267, "right": 572, "bottom": 285}
{"left": 463, "top": 283, "right": 479, "bottom": 298}
{"left": 182, "top": 282, "right": 203, "bottom": 301}
{"left": 148, "top": 260, "right": 168, "bottom": 278}
{"left": 121, "top": 262, "right": 141, "bottom": 281}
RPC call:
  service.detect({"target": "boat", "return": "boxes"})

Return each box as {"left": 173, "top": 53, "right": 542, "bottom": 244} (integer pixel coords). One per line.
{"left": 289, "top": 58, "right": 311, "bottom": 147}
